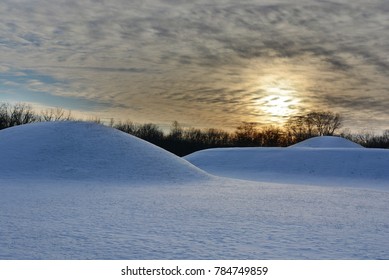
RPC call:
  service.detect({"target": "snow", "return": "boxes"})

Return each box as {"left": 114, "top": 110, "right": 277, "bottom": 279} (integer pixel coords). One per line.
{"left": 185, "top": 137, "right": 389, "bottom": 188}
{"left": 0, "top": 121, "right": 210, "bottom": 184}
{"left": 289, "top": 136, "right": 363, "bottom": 149}
{"left": 1, "top": 122, "right": 389, "bottom": 259}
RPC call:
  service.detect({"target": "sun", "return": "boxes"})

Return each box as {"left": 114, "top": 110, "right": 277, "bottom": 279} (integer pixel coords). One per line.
{"left": 253, "top": 78, "right": 301, "bottom": 122}
{"left": 240, "top": 61, "right": 309, "bottom": 125}
{"left": 260, "top": 86, "right": 298, "bottom": 117}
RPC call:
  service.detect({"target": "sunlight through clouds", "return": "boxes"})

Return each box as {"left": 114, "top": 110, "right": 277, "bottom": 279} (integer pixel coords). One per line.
{"left": 256, "top": 87, "right": 300, "bottom": 121}
{"left": 0, "top": 0, "right": 388, "bottom": 131}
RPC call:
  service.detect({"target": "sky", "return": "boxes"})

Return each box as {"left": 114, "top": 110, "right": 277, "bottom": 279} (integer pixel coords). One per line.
{"left": 1, "top": 0, "right": 388, "bottom": 132}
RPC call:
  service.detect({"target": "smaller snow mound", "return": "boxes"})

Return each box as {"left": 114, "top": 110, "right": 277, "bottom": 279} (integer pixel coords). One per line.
{"left": 289, "top": 136, "right": 363, "bottom": 149}
{"left": 185, "top": 144, "right": 389, "bottom": 188}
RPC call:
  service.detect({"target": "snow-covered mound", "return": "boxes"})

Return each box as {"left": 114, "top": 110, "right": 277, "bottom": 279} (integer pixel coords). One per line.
{"left": 185, "top": 137, "right": 389, "bottom": 187}
{"left": 0, "top": 121, "right": 210, "bottom": 184}
{"left": 289, "top": 136, "right": 363, "bottom": 148}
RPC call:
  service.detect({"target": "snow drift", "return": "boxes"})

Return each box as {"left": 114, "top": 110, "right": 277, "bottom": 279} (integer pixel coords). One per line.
{"left": 0, "top": 121, "right": 209, "bottom": 184}
{"left": 185, "top": 136, "right": 389, "bottom": 187}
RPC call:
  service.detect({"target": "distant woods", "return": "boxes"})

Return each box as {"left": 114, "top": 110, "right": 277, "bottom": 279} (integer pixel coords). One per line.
{"left": 0, "top": 103, "right": 72, "bottom": 129}
{"left": 100, "top": 111, "right": 389, "bottom": 154}
{"left": 1, "top": 102, "right": 388, "bottom": 155}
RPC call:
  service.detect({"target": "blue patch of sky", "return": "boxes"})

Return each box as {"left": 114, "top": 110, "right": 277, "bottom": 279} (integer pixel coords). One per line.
{"left": 0, "top": 69, "right": 106, "bottom": 111}
{"left": 0, "top": 69, "right": 60, "bottom": 85}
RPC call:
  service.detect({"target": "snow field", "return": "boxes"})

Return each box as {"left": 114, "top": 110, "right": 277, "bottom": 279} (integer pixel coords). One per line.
{"left": 0, "top": 122, "right": 388, "bottom": 259}
{"left": 1, "top": 180, "right": 388, "bottom": 259}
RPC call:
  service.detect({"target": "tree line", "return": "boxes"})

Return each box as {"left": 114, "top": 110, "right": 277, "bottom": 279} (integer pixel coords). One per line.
{"left": 1, "top": 102, "right": 388, "bottom": 156}
{"left": 0, "top": 103, "right": 72, "bottom": 129}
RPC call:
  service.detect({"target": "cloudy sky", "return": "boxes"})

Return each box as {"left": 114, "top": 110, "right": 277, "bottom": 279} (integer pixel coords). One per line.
{"left": 1, "top": 0, "right": 388, "bottom": 131}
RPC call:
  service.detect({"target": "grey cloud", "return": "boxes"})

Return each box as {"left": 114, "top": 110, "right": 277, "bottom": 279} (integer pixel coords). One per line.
{"left": 35, "top": 66, "right": 151, "bottom": 74}
{"left": 1, "top": 0, "right": 389, "bottom": 131}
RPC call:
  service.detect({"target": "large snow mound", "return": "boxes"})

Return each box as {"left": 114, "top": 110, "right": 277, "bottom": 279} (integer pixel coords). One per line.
{"left": 185, "top": 138, "right": 389, "bottom": 187}
{"left": 289, "top": 136, "right": 363, "bottom": 148}
{"left": 0, "top": 121, "right": 210, "bottom": 183}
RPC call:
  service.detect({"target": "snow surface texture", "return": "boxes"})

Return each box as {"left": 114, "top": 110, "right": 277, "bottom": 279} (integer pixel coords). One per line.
{"left": 185, "top": 136, "right": 389, "bottom": 188}
{"left": 1, "top": 123, "right": 389, "bottom": 259}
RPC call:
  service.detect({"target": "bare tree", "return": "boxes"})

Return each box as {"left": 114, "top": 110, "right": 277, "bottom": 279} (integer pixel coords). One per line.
{"left": 10, "top": 103, "right": 37, "bottom": 126}
{"left": 0, "top": 103, "right": 9, "bottom": 129}
{"left": 114, "top": 120, "right": 137, "bottom": 134}
{"left": 184, "top": 128, "right": 206, "bottom": 144}
{"left": 40, "top": 107, "right": 72, "bottom": 121}
{"left": 167, "top": 121, "right": 184, "bottom": 141}
{"left": 0, "top": 103, "right": 38, "bottom": 129}
{"left": 259, "top": 125, "right": 285, "bottom": 147}
{"left": 135, "top": 123, "right": 164, "bottom": 144}
{"left": 286, "top": 111, "right": 343, "bottom": 143}
{"left": 307, "top": 111, "right": 342, "bottom": 136}
{"left": 234, "top": 122, "right": 260, "bottom": 146}
{"left": 285, "top": 115, "right": 314, "bottom": 143}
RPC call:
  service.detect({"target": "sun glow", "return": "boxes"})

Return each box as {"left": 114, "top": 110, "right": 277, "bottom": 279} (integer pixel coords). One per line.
{"left": 253, "top": 77, "right": 301, "bottom": 123}
{"left": 260, "top": 87, "right": 299, "bottom": 116}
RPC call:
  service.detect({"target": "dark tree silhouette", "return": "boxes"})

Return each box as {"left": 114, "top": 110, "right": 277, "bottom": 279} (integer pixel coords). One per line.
{"left": 233, "top": 122, "right": 260, "bottom": 146}
{"left": 286, "top": 111, "right": 343, "bottom": 143}
{"left": 40, "top": 107, "right": 72, "bottom": 121}
{"left": 0, "top": 103, "right": 38, "bottom": 129}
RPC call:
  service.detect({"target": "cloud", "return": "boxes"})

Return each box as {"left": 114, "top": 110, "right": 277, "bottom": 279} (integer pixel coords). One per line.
{"left": 0, "top": 0, "right": 388, "bottom": 131}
